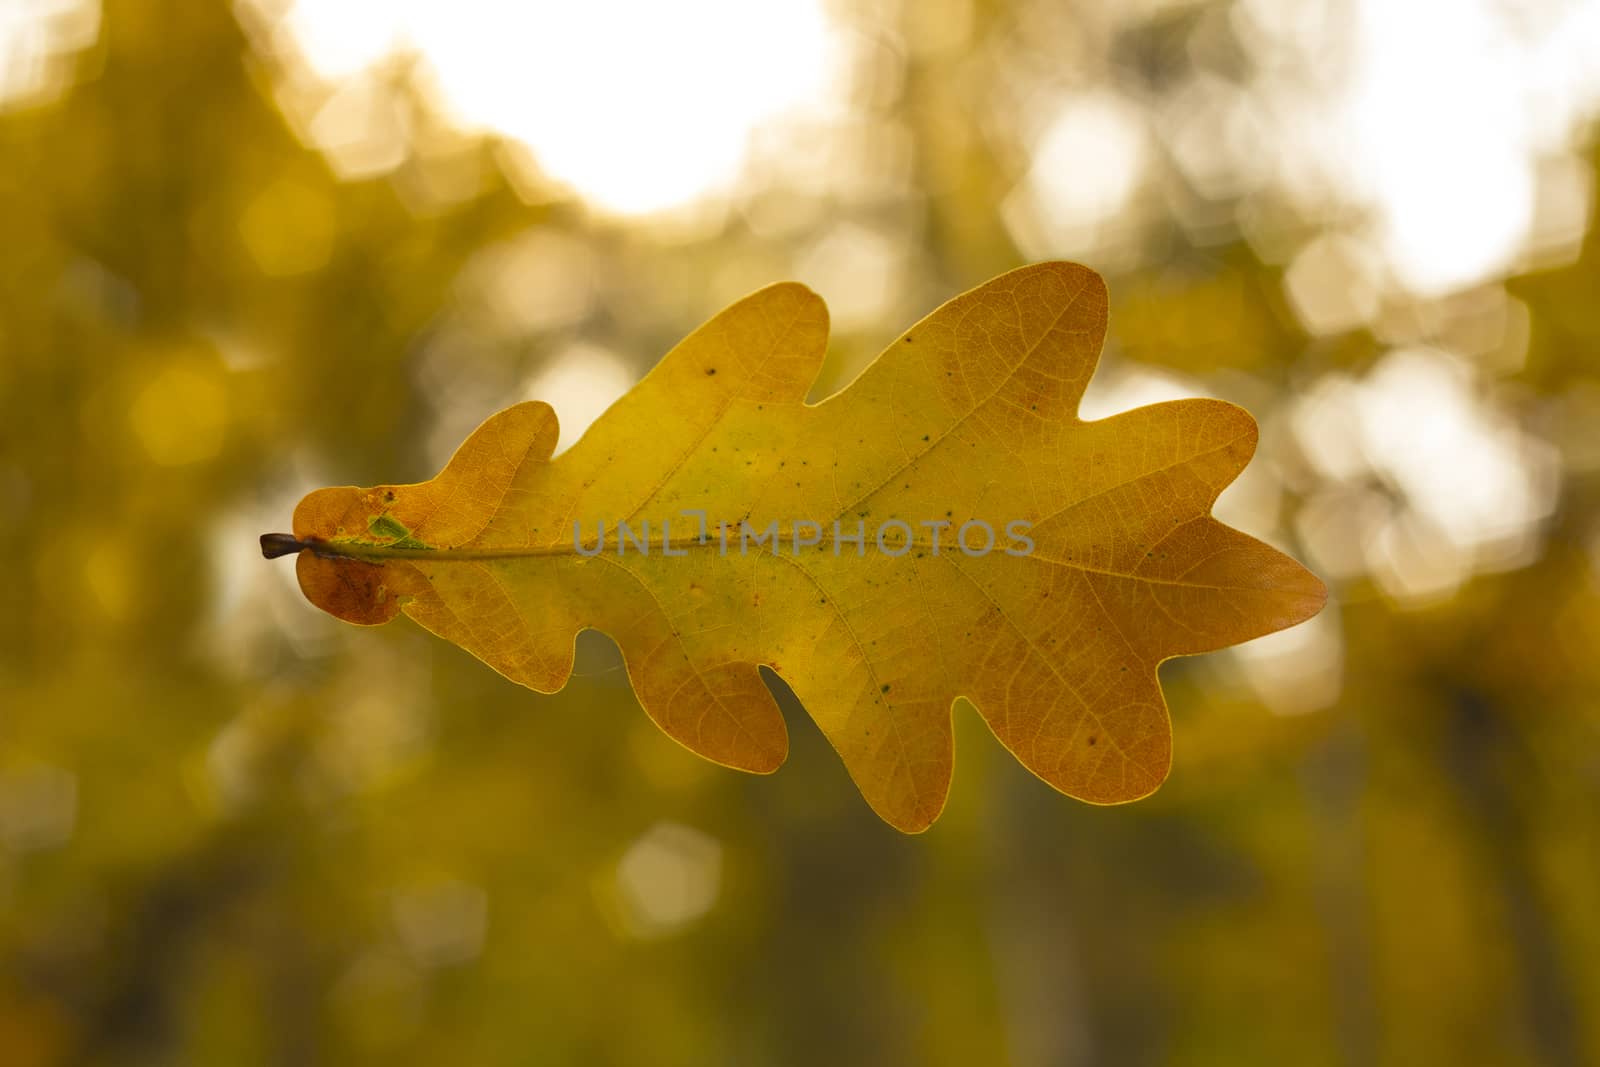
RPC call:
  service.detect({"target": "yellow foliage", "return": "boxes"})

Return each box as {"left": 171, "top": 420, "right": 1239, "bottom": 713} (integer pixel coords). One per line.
{"left": 272, "top": 264, "right": 1325, "bottom": 830}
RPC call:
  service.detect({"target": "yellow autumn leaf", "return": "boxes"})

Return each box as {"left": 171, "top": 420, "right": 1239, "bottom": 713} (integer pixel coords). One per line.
{"left": 263, "top": 263, "right": 1326, "bottom": 831}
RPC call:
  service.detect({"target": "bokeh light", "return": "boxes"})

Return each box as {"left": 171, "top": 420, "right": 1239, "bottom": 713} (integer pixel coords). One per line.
{"left": 242, "top": 0, "right": 849, "bottom": 216}
{"left": 0, "top": 0, "right": 99, "bottom": 110}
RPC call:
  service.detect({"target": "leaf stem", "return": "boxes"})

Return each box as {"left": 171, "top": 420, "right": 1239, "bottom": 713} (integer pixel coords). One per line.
{"left": 259, "top": 533, "right": 311, "bottom": 559}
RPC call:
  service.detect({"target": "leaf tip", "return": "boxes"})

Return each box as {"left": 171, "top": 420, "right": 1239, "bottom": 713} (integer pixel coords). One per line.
{"left": 1303, "top": 569, "right": 1332, "bottom": 618}
{"left": 1277, "top": 553, "right": 1331, "bottom": 627}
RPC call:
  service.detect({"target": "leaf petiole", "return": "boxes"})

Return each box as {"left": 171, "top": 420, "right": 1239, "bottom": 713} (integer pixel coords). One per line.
{"left": 259, "top": 533, "right": 311, "bottom": 559}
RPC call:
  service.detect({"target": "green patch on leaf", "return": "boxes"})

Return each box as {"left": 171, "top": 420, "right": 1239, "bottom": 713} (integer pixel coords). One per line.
{"left": 368, "top": 513, "right": 430, "bottom": 550}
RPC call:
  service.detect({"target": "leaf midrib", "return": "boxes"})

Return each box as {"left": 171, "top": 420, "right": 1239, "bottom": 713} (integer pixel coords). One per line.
{"left": 307, "top": 530, "right": 1287, "bottom": 595}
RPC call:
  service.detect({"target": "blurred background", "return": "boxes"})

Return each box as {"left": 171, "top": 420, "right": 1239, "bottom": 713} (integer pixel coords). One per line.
{"left": 2, "top": 0, "right": 1599, "bottom": 1063}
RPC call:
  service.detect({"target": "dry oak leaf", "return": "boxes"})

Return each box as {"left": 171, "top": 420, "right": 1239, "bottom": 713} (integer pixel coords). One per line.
{"left": 264, "top": 262, "right": 1326, "bottom": 832}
